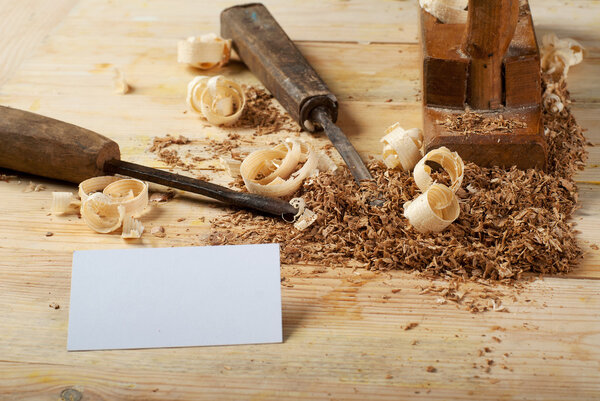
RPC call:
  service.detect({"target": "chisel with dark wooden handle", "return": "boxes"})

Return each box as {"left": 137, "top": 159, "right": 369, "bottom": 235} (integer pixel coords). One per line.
{"left": 0, "top": 105, "right": 298, "bottom": 218}
{"left": 221, "top": 3, "right": 374, "bottom": 185}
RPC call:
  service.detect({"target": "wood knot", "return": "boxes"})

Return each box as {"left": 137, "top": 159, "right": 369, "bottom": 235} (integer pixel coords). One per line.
{"left": 60, "top": 388, "right": 83, "bottom": 401}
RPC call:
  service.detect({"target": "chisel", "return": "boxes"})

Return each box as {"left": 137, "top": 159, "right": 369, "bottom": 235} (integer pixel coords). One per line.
{"left": 221, "top": 3, "right": 374, "bottom": 185}
{"left": 0, "top": 105, "right": 298, "bottom": 218}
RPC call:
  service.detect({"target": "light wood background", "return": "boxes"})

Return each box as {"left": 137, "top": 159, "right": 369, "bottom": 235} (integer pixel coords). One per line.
{"left": 0, "top": 0, "right": 599, "bottom": 400}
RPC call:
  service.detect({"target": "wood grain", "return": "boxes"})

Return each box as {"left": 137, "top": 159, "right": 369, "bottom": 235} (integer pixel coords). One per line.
{"left": 464, "top": 0, "right": 519, "bottom": 109}
{"left": 0, "top": 106, "right": 120, "bottom": 183}
{"left": 0, "top": 0, "right": 599, "bottom": 400}
{"left": 0, "top": 0, "right": 77, "bottom": 85}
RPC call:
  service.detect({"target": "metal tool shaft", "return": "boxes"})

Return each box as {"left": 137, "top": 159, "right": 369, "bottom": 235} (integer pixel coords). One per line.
{"left": 310, "top": 107, "right": 373, "bottom": 184}
{"left": 104, "top": 159, "right": 298, "bottom": 218}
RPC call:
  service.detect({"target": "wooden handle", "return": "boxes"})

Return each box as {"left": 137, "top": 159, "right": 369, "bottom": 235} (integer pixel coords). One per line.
{"left": 0, "top": 106, "right": 120, "bottom": 183}
{"left": 464, "top": 0, "right": 519, "bottom": 109}
{"left": 221, "top": 3, "right": 338, "bottom": 131}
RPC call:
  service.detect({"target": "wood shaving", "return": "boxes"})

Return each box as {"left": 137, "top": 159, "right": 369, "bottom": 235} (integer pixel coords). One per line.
{"left": 413, "top": 147, "right": 464, "bottom": 193}
{"left": 113, "top": 68, "right": 131, "bottom": 94}
{"left": 419, "top": 0, "right": 467, "bottom": 23}
{"left": 403, "top": 183, "right": 460, "bottom": 233}
{"left": 103, "top": 179, "right": 148, "bottom": 217}
{"left": 51, "top": 192, "right": 79, "bottom": 214}
{"left": 121, "top": 216, "right": 144, "bottom": 239}
{"left": 187, "top": 75, "right": 245, "bottom": 126}
{"left": 177, "top": 33, "right": 231, "bottom": 70}
{"left": 219, "top": 156, "right": 241, "bottom": 178}
{"left": 380, "top": 123, "right": 423, "bottom": 170}
{"left": 240, "top": 139, "right": 319, "bottom": 198}
{"left": 81, "top": 193, "right": 125, "bottom": 234}
{"left": 290, "top": 197, "right": 318, "bottom": 231}
{"left": 540, "top": 33, "right": 584, "bottom": 80}
{"left": 77, "top": 176, "right": 149, "bottom": 235}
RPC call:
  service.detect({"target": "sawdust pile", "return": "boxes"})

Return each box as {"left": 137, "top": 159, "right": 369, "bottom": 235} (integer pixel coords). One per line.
{"left": 440, "top": 110, "right": 527, "bottom": 135}
{"left": 210, "top": 72, "right": 587, "bottom": 282}
{"left": 232, "top": 86, "right": 301, "bottom": 135}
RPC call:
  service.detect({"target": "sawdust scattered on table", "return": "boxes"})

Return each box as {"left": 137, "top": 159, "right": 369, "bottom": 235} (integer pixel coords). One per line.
{"left": 210, "top": 72, "right": 587, "bottom": 286}
{"left": 151, "top": 226, "right": 166, "bottom": 238}
{"left": 148, "top": 86, "right": 299, "bottom": 174}
{"left": 24, "top": 181, "right": 45, "bottom": 192}
{"left": 150, "top": 135, "right": 198, "bottom": 171}
{"left": 439, "top": 109, "right": 527, "bottom": 135}
{"left": 0, "top": 174, "right": 18, "bottom": 182}
{"left": 232, "top": 86, "right": 301, "bottom": 135}
{"left": 149, "top": 134, "right": 190, "bottom": 152}
{"left": 404, "top": 322, "right": 419, "bottom": 330}
{"left": 149, "top": 190, "right": 176, "bottom": 203}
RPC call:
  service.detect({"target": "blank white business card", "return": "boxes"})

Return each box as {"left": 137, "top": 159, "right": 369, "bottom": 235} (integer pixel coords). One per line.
{"left": 67, "top": 244, "right": 282, "bottom": 351}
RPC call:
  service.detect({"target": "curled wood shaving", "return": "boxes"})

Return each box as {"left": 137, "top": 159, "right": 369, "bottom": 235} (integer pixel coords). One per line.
{"left": 187, "top": 75, "right": 246, "bottom": 126}
{"left": 543, "top": 93, "right": 564, "bottom": 114}
{"left": 103, "top": 178, "right": 148, "bottom": 217}
{"left": 77, "top": 176, "right": 149, "bottom": 236}
{"left": 51, "top": 192, "right": 79, "bottom": 214}
{"left": 78, "top": 176, "right": 121, "bottom": 202}
{"left": 240, "top": 139, "right": 319, "bottom": 198}
{"left": 219, "top": 156, "right": 241, "bottom": 178}
{"left": 380, "top": 123, "right": 423, "bottom": 170}
{"left": 404, "top": 184, "right": 460, "bottom": 233}
{"left": 81, "top": 193, "right": 125, "bottom": 233}
{"left": 121, "top": 216, "right": 144, "bottom": 239}
{"left": 414, "top": 147, "right": 464, "bottom": 193}
{"left": 316, "top": 152, "right": 338, "bottom": 174}
{"left": 177, "top": 33, "right": 231, "bottom": 70}
{"left": 289, "top": 197, "right": 318, "bottom": 231}
{"left": 540, "top": 33, "right": 584, "bottom": 80}
{"left": 419, "top": 0, "right": 467, "bottom": 23}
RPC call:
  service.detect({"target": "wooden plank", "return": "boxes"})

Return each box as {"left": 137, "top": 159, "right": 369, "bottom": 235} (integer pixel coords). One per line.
{"left": 39, "top": 0, "right": 600, "bottom": 44}
{"left": 1, "top": 0, "right": 599, "bottom": 399}
{"left": 60, "top": 0, "right": 421, "bottom": 44}
{"left": 0, "top": 262, "right": 598, "bottom": 400}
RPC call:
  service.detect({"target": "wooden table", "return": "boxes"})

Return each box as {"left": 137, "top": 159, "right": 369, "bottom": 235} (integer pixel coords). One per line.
{"left": 1, "top": 1, "right": 599, "bottom": 399}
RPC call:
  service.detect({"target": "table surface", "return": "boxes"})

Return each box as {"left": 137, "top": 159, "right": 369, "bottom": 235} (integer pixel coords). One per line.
{"left": 0, "top": 1, "right": 599, "bottom": 400}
